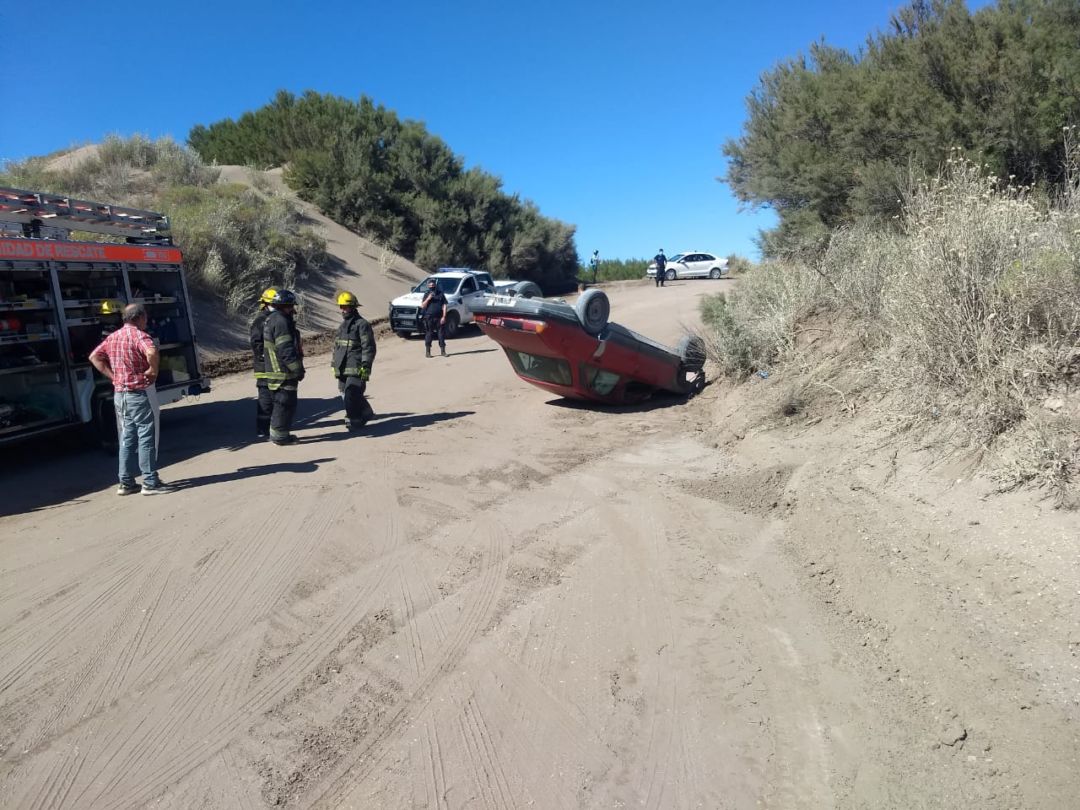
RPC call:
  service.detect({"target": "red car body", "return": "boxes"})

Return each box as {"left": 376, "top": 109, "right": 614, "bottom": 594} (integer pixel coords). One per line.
{"left": 472, "top": 293, "right": 705, "bottom": 404}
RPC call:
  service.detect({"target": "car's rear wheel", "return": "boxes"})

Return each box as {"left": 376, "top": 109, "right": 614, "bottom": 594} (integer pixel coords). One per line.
{"left": 676, "top": 334, "right": 707, "bottom": 372}
{"left": 396, "top": 330, "right": 412, "bottom": 338}
{"left": 574, "top": 289, "right": 610, "bottom": 336}
{"left": 665, "top": 268, "right": 676, "bottom": 281}
{"left": 709, "top": 267, "right": 722, "bottom": 279}
{"left": 444, "top": 311, "right": 461, "bottom": 338}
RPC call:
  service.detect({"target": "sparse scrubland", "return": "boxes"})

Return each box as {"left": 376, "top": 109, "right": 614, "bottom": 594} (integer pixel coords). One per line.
{"left": 702, "top": 149, "right": 1080, "bottom": 502}
{"left": 0, "top": 135, "right": 328, "bottom": 312}
{"left": 582, "top": 257, "right": 649, "bottom": 282}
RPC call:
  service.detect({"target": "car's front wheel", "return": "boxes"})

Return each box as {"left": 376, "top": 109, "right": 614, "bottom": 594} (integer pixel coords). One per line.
{"left": 665, "top": 268, "right": 676, "bottom": 281}
{"left": 444, "top": 311, "right": 461, "bottom": 338}
{"left": 709, "top": 267, "right": 722, "bottom": 279}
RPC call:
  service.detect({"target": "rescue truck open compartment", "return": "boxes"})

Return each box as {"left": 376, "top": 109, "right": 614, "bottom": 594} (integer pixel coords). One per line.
{"left": 0, "top": 262, "right": 75, "bottom": 435}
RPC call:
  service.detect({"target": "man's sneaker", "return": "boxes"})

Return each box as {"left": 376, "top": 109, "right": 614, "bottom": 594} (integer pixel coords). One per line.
{"left": 141, "top": 481, "right": 177, "bottom": 496}
{"left": 117, "top": 482, "right": 140, "bottom": 496}
{"left": 272, "top": 434, "right": 299, "bottom": 445}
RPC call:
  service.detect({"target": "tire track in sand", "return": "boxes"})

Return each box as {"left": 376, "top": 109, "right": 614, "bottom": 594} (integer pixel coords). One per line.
{"left": 307, "top": 515, "right": 509, "bottom": 809}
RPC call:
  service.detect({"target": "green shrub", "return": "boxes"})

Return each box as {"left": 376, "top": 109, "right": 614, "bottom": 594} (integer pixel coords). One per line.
{"left": 188, "top": 91, "right": 580, "bottom": 287}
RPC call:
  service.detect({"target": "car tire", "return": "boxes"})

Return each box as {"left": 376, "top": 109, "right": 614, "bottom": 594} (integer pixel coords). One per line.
{"left": 665, "top": 268, "right": 676, "bottom": 281}
{"left": 396, "top": 330, "right": 412, "bottom": 338}
{"left": 676, "top": 334, "right": 707, "bottom": 372}
{"left": 444, "top": 311, "right": 460, "bottom": 339}
{"left": 709, "top": 267, "right": 722, "bottom": 279}
{"left": 575, "top": 289, "right": 610, "bottom": 336}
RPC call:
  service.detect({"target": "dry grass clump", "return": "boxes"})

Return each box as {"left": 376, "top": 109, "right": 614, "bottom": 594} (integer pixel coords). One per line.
{"left": 1, "top": 136, "right": 327, "bottom": 313}
{"left": 702, "top": 146, "right": 1080, "bottom": 502}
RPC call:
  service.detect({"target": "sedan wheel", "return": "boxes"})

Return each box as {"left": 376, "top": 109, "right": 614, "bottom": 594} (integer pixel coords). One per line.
{"left": 665, "top": 268, "right": 676, "bottom": 281}
{"left": 709, "top": 267, "right": 722, "bottom": 279}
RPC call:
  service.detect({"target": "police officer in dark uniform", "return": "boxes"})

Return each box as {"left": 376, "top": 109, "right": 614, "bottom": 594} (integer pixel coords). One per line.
{"left": 331, "top": 291, "right": 376, "bottom": 431}
{"left": 420, "top": 278, "right": 448, "bottom": 358}
{"left": 262, "top": 289, "right": 304, "bottom": 445}
{"left": 250, "top": 287, "right": 277, "bottom": 438}
{"left": 654, "top": 249, "right": 667, "bottom": 288}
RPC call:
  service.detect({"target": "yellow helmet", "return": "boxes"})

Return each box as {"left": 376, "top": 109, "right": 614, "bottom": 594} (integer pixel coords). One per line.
{"left": 259, "top": 287, "right": 278, "bottom": 304}
{"left": 99, "top": 298, "right": 124, "bottom": 316}
{"left": 336, "top": 291, "right": 359, "bottom": 307}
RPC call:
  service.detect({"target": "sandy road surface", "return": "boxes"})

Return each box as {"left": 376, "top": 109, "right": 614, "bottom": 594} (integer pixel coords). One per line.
{"left": 2, "top": 279, "right": 1076, "bottom": 809}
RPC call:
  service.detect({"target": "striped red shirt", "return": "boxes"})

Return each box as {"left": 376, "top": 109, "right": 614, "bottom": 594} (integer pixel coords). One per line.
{"left": 90, "top": 323, "right": 156, "bottom": 392}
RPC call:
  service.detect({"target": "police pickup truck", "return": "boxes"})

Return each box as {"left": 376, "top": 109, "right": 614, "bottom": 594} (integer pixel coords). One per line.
{"left": 388, "top": 268, "right": 540, "bottom": 338}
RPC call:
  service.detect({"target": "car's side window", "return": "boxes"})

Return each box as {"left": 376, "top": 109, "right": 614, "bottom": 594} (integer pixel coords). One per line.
{"left": 460, "top": 277, "right": 477, "bottom": 294}
{"left": 700, "top": 254, "right": 715, "bottom": 262}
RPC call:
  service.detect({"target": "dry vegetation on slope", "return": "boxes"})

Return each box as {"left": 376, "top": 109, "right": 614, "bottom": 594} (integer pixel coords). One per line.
{"left": 701, "top": 147, "right": 1080, "bottom": 504}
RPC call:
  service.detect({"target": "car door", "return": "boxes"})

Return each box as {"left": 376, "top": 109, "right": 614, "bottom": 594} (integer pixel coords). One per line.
{"left": 680, "top": 254, "right": 704, "bottom": 278}
{"left": 695, "top": 253, "right": 719, "bottom": 278}
{"left": 458, "top": 276, "right": 484, "bottom": 320}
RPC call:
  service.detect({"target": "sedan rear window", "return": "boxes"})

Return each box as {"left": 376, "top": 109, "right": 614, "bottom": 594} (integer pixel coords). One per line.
{"left": 506, "top": 350, "right": 572, "bottom": 386}
{"left": 581, "top": 364, "right": 620, "bottom": 396}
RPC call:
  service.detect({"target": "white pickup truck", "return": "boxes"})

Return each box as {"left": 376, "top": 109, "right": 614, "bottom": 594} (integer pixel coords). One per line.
{"left": 388, "top": 268, "right": 541, "bottom": 338}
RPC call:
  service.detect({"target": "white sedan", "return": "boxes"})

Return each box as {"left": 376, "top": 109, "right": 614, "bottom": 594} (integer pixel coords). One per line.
{"left": 646, "top": 252, "right": 729, "bottom": 281}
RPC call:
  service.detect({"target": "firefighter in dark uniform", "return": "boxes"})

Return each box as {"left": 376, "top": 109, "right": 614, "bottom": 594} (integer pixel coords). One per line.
{"left": 331, "top": 291, "right": 377, "bottom": 431}
{"left": 250, "top": 287, "right": 277, "bottom": 438}
{"left": 262, "top": 289, "right": 304, "bottom": 445}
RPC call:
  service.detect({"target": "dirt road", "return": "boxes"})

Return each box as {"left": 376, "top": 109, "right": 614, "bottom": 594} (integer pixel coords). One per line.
{"left": 2, "top": 279, "right": 1077, "bottom": 809}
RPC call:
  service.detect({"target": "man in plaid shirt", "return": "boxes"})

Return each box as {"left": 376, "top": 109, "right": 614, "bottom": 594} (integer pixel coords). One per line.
{"left": 89, "top": 303, "right": 175, "bottom": 495}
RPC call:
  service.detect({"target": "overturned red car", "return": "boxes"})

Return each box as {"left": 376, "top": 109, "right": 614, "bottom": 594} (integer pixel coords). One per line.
{"left": 471, "top": 289, "right": 706, "bottom": 404}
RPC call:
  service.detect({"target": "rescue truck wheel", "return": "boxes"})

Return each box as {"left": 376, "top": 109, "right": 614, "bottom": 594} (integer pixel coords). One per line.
{"left": 89, "top": 394, "right": 118, "bottom": 451}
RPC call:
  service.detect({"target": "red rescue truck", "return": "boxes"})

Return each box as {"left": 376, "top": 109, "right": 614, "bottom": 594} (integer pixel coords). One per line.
{"left": 0, "top": 186, "right": 209, "bottom": 444}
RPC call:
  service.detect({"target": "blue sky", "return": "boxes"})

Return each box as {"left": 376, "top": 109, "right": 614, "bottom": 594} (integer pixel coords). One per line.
{"left": 0, "top": 0, "right": 992, "bottom": 262}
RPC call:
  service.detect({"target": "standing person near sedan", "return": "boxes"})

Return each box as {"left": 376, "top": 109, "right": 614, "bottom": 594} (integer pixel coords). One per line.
{"left": 262, "top": 289, "right": 305, "bottom": 445}
{"left": 331, "top": 291, "right": 377, "bottom": 432}
{"left": 420, "top": 278, "right": 448, "bottom": 358}
{"left": 89, "top": 303, "right": 175, "bottom": 495}
{"left": 653, "top": 249, "right": 667, "bottom": 288}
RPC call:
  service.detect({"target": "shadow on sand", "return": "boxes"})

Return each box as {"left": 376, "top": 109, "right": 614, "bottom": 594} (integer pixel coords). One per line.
{"left": 545, "top": 381, "right": 711, "bottom": 415}
{"left": 0, "top": 392, "right": 477, "bottom": 516}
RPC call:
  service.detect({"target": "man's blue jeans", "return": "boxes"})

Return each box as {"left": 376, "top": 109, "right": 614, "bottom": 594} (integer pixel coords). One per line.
{"left": 115, "top": 390, "right": 160, "bottom": 487}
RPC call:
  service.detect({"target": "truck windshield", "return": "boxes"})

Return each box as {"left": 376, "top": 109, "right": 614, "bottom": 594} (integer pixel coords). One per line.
{"left": 413, "top": 277, "right": 459, "bottom": 294}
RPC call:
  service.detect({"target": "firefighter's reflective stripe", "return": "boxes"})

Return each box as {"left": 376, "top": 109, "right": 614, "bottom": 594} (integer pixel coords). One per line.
{"left": 332, "top": 311, "right": 376, "bottom": 380}
{"left": 264, "top": 309, "right": 304, "bottom": 391}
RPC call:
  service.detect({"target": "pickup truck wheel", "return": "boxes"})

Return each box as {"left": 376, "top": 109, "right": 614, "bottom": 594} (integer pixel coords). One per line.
{"left": 396, "top": 330, "right": 412, "bottom": 339}
{"left": 444, "top": 311, "right": 461, "bottom": 339}
{"left": 709, "top": 267, "right": 722, "bottom": 279}
{"left": 665, "top": 268, "right": 676, "bottom": 281}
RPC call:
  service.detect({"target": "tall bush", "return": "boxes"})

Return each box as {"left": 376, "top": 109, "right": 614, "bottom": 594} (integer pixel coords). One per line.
{"left": 188, "top": 91, "right": 580, "bottom": 289}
